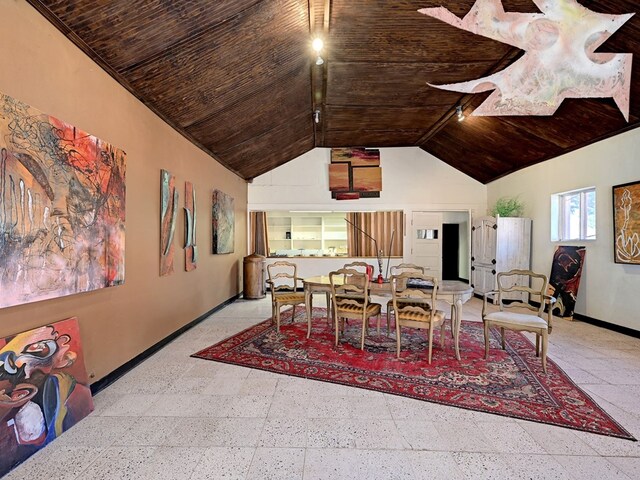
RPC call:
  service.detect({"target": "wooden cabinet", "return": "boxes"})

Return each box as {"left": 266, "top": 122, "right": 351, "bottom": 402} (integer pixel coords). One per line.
{"left": 471, "top": 216, "right": 531, "bottom": 302}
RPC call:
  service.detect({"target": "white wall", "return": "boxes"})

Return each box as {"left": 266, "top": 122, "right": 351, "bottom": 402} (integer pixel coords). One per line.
{"left": 487, "top": 128, "right": 640, "bottom": 330}
{"left": 248, "top": 147, "right": 486, "bottom": 279}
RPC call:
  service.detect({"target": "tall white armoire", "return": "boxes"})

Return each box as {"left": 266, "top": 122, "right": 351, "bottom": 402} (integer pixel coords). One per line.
{"left": 471, "top": 216, "right": 532, "bottom": 302}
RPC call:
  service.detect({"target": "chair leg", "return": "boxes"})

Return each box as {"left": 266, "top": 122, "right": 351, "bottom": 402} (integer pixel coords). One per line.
{"left": 500, "top": 327, "right": 506, "bottom": 350}
{"left": 396, "top": 321, "right": 402, "bottom": 359}
{"left": 427, "top": 324, "right": 434, "bottom": 364}
{"left": 541, "top": 330, "right": 548, "bottom": 373}
{"left": 386, "top": 307, "right": 392, "bottom": 334}
{"left": 483, "top": 321, "right": 490, "bottom": 359}
{"left": 535, "top": 334, "right": 540, "bottom": 357}
{"left": 439, "top": 322, "right": 446, "bottom": 348}
{"left": 361, "top": 317, "right": 366, "bottom": 350}
{"left": 276, "top": 306, "right": 281, "bottom": 332}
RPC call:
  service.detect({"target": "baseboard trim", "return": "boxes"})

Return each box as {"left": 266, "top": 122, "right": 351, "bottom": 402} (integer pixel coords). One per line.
{"left": 90, "top": 294, "right": 241, "bottom": 395}
{"left": 572, "top": 312, "right": 640, "bottom": 339}
{"left": 500, "top": 299, "right": 640, "bottom": 339}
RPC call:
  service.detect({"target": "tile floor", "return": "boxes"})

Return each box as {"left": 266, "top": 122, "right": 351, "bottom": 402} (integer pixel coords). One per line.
{"left": 5, "top": 296, "right": 640, "bottom": 479}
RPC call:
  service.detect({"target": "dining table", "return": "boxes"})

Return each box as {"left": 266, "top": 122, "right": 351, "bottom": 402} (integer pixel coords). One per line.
{"left": 302, "top": 275, "right": 473, "bottom": 360}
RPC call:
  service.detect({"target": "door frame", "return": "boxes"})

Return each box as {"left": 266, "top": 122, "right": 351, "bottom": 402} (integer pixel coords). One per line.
{"left": 408, "top": 209, "right": 471, "bottom": 283}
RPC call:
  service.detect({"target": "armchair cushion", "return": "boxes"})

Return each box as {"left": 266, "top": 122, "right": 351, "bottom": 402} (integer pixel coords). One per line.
{"left": 397, "top": 309, "right": 445, "bottom": 323}
{"left": 484, "top": 311, "right": 548, "bottom": 329}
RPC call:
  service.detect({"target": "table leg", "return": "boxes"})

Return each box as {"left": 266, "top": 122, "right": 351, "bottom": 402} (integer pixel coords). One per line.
{"left": 453, "top": 297, "right": 463, "bottom": 361}
{"left": 306, "top": 286, "right": 313, "bottom": 338}
{"left": 325, "top": 292, "right": 332, "bottom": 326}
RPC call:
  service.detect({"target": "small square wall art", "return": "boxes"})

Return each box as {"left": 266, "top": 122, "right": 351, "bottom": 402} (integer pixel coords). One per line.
{"left": 329, "top": 148, "right": 381, "bottom": 200}
{"left": 212, "top": 189, "right": 234, "bottom": 254}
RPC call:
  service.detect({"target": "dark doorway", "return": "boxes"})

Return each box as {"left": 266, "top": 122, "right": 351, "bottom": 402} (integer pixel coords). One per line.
{"left": 442, "top": 223, "right": 459, "bottom": 280}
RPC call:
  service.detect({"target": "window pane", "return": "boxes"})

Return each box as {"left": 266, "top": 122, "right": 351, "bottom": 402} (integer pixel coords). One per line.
{"left": 585, "top": 190, "right": 596, "bottom": 239}
{"left": 563, "top": 193, "right": 581, "bottom": 240}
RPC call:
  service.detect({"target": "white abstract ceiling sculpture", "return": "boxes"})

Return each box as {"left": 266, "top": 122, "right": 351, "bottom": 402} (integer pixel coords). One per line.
{"left": 419, "top": 0, "right": 634, "bottom": 120}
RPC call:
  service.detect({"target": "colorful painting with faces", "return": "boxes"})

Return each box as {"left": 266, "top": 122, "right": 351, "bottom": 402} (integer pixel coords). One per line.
{"left": 0, "top": 91, "right": 126, "bottom": 308}
{"left": 0, "top": 317, "right": 93, "bottom": 476}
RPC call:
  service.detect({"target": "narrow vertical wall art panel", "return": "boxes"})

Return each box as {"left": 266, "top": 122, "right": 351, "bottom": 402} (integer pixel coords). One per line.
{"left": 160, "top": 169, "right": 178, "bottom": 276}
{"left": 613, "top": 180, "right": 640, "bottom": 264}
{"left": 212, "top": 189, "right": 234, "bottom": 254}
{"left": 0, "top": 91, "right": 126, "bottom": 309}
{"left": 184, "top": 181, "right": 197, "bottom": 271}
{"left": 0, "top": 317, "right": 94, "bottom": 477}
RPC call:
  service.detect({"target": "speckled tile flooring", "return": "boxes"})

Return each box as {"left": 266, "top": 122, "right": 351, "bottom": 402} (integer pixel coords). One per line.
{"left": 5, "top": 296, "right": 640, "bottom": 479}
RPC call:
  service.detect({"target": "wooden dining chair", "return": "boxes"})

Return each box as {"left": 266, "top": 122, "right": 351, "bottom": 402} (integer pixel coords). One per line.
{"left": 482, "top": 269, "right": 556, "bottom": 373}
{"left": 266, "top": 261, "right": 306, "bottom": 332}
{"left": 391, "top": 272, "right": 446, "bottom": 363}
{"left": 386, "top": 263, "right": 425, "bottom": 333}
{"left": 329, "top": 268, "right": 381, "bottom": 349}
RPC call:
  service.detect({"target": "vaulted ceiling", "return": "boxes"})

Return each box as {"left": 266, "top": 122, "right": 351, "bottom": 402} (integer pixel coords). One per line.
{"left": 28, "top": 0, "right": 640, "bottom": 184}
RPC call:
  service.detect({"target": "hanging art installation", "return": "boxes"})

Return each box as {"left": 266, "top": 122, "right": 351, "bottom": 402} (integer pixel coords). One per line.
{"left": 0, "top": 91, "right": 126, "bottom": 309}
{"left": 160, "top": 169, "right": 178, "bottom": 276}
{"left": 0, "top": 317, "right": 94, "bottom": 477}
{"left": 419, "top": 0, "right": 634, "bottom": 120}
{"left": 212, "top": 189, "right": 234, "bottom": 254}
{"left": 184, "top": 181, "right": 197, "bottom": 271}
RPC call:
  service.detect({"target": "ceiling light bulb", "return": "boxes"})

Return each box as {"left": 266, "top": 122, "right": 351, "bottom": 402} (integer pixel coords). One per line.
{"left": 315, "top": 55, "right": 324, "bottom": 66}
{"left": 312, "top": 38, "right": 324, "bottom": 53}
{"left": 456, "top": 106, "right": 465, "bottom": 122}
{"left": 314, "top": 110, "right": 320, "bottom": 124}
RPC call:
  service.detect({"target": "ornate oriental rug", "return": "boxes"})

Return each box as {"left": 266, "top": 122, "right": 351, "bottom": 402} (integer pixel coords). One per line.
{"left": 192, "top": 308, "right": 634, "bottom": 440}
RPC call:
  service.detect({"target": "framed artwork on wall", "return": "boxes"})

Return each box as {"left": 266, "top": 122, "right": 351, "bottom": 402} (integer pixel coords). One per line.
{"left": 613, "top": 180, "right": 640, "bottom": 265}
{"left": 0, "top": 91, "right": 126, "bottom": 308}
{"left": 160, "top": 169, "right": 178, "bottom": 276}
{"left": 184, "top": 181, "right": 197, "bottom": 271}
{"left": 329, "top": 148, "right": 381, "bottom": 200}
{"left": 212, "top": 189, "right": 234, "bottom": 254}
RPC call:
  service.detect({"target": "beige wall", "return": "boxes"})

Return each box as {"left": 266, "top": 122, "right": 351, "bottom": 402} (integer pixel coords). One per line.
{"left": 0, "top": 2, "right": 247, "bottom": 382}
{"left": 487, "top": 128, "right": 640, "bottom": 330}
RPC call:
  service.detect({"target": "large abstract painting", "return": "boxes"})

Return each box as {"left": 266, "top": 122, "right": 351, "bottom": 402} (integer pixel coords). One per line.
{"left": 160, "top": 169, "right": 178, "bottom": 276}
{"left": 212, "top": 189, "right": 234, "bottom": 254}
{"left": 0, "top": 317, "right": 94, "bottom": 477}
{"left": 0, "top": 91, "right": 126, "bottom": 309}
{"left": 419, "top": 1, "right": 634, "bottom": 120}
{"left": 547, "top": 245, "right": 586, "bottom": 318}
{"left": 613, "top": 180, "right": 640, "bottom": 264}
{"left": 184, "top": 181, "right": 197, "bottom": 271}
{"left": 329, "top": 148, "right": 381, "bottom": 200}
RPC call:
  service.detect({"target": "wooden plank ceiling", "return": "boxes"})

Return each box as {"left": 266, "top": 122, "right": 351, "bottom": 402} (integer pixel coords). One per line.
{"left": 28, "top": 0, "right": 640, "bottom": 184}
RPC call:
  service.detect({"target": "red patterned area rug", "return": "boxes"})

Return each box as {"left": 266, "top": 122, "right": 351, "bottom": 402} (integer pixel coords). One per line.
{"left": 192, "top": 308, "right": 635, "bottom": 440}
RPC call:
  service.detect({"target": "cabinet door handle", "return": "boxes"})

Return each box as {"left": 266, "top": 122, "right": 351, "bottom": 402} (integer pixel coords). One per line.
{"left": 471, "top": 266, "right": 475, "bottom": 271}
{"left": 492, "top": 269, "right": 496, "bottom": 275}
{"left": 471, "top": 256, "right": 475, "bottom": 262}
{"left": 492, "top": 259, "right": 496, "bottom": 264}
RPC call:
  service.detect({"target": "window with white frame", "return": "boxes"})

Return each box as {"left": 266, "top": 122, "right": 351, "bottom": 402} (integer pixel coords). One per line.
{"left": 550, "top": 187, "right": 596, "bottom": 241}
